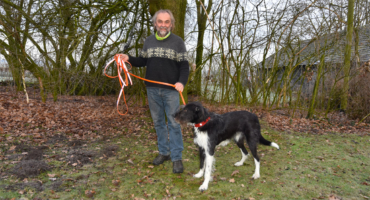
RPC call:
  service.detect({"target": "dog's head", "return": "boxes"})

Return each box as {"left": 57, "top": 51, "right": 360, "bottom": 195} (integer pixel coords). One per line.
{"left": 174, "top": 102, "right": 208, "bottom": 125}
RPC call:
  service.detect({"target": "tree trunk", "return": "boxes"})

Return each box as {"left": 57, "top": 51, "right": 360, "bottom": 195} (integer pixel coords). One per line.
{"left": 307, "top": 54, "right": 325, "bottom": 119}
{"left": 194, "top": 0, "right": 213, "bottom": 96}
{"left": 341, "top": 0, "right": 354, "bottom": 111}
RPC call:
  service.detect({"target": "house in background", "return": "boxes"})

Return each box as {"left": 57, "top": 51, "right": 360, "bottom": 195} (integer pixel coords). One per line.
{"left": 257, "top": 24, "right": 370, "bottom": 97}
{"left": 0, "top": 60, "right": 36, "bottom": 83}
{"left": 0, "top": 61, "right": 13, "bottom": 82}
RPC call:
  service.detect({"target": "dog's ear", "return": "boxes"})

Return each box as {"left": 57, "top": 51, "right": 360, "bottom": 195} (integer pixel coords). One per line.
{"left": 195, "top": 106, "right": 205, "bottom": 116}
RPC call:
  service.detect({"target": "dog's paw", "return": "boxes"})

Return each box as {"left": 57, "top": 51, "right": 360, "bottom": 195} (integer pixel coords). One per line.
{"left": 193, "top": 172, "right": 204, "bottom": 178}
{"left": 251, "top": 173, "right": 260, "bottom": 179}
{"left": 234, "top": 161, "right": 243, "bottom": 166}
{"left": 198, "top": 183, "right": 208, "bottom": 191}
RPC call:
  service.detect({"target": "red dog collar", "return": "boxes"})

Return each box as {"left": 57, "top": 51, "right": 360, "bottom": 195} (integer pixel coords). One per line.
{"left": 194, "top": 117, "right": 211, "bottom": 127}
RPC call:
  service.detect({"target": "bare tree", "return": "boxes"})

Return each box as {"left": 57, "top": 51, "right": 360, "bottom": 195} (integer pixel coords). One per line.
{"left": 341, "top": 0, "right": 354, "bottom": 111}
{"left": 0, "top": 0, "right": 146, "bottom": 101}
{"left": 193, "top": 0, "right": 213, "bottom": 96}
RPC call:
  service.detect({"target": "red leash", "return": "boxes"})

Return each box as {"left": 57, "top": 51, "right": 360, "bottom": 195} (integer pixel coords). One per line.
{"left": 104, "top": 54, "right": 186, "bottom": 115}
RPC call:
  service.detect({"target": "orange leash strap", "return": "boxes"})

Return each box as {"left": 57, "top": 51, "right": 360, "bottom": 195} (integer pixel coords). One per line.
{"left": 104, "top": 55, "right": 186, "bottom": 115}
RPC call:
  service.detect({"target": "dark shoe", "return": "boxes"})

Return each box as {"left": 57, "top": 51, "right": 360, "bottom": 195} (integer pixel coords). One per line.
{"left": 153, "top": 154, "right": 170, "bottom": 165}
{"left": 173, "top": 160, "right": 184, "bottom": 173}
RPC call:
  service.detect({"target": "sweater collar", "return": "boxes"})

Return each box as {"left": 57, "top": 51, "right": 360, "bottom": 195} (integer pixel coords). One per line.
{"left": 155, "top": 32, "right": 171, "bottom": 40}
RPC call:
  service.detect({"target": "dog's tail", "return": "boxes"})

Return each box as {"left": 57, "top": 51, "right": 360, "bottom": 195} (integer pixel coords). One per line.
{"left": 259, "top": 136, "right": 280, "bottom": 150}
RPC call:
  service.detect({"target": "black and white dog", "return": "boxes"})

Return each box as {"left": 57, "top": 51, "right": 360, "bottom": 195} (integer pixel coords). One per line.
{"left": 174, "top": 102, "right": 279, "bottom": 191}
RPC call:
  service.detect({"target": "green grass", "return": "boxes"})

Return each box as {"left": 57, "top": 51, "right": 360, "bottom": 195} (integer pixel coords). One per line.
{"left": 1, "top": 118, "right": 369, "bottom": 200}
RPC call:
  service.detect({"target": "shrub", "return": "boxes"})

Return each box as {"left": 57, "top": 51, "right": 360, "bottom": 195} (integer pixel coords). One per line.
{"left": 347, "top": 61, "right": 370, "bottom": 122}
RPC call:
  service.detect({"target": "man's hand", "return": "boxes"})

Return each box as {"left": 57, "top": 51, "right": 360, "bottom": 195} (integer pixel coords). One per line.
{"left": 115, "top": 54, "right": 129, "bottom": 62}
{"left": 174, "top": 82, "right": 184, "bottom": 92}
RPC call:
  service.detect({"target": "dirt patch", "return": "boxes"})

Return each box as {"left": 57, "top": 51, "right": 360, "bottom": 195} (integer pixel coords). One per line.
{"left": 1, "top": 101, "right": 20, "bottom": 110}
{"left": 49, "top": 153, "right": 63, "bottom": 161}
{"left": 49, "top": 180, "right": 64, "bottom": 192}
{"left": 101, "top": 145, "right": 119, "bottom": 158}
{"left": 67, "top": 140, "right": 85, "bottom": 148}
{"left": 46, "top": 134, "right": 68, "bottom": 144}
{"left": 5, "top": 154, "right": 23, "bottom": 161}
{"left": 11, "top": 160, "right": 51, "bottom": 179}
{"left": 23, "top": 149, "right": 44, "bottom": 161}
{"left": 67, "top": 150, "right": 95, "bottom": 167}
{"left": 76, "top": 174, "right": 90, "bottom": 180}
{"left": 14, "top": 143, "right": 32, "bottom": 153}
{"left": 4, "top": 181, "right": 44, "bottom": 192}
{"left": 13, "top": 144, "right": 48, "bottom": 153}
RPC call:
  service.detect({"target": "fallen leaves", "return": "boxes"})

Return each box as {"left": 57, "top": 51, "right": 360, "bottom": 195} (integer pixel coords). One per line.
{"left": 328, "top": 194, "right": 340, "bottom": 200}
{"left": 8, "top": 145, "right": 16, "bottom": 151}
{"left": 112, "top": 179, "right": 121, "bottom": 186}
{"left": 231, "top": 170, "right": 239, "bottom": 176}
{"left": 0, "top": 88, "right": 153, "bottom": 147}
{"left": 127, "top": 159, "right": 134, "bottom": 165}
{"left": 47, "top": 174, "right": 56, "bottom": 178}
{"left": 316, "top": 156, "right": 325, "bottom": 161}
{"left": 85, "top": 189, "right": 95, "bottom": 198}
{"left": 204, "top": 103, "right": 370, "bottom": 135}
{"left": 362, "top": 182, "right": 369, "bottom": 186}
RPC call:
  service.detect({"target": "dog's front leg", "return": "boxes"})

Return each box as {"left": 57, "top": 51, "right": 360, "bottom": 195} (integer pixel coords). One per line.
{"left": 194, "top": 147, "right": 205, "bottom": 178}
{"left": 199, "top": 151, "right": 214, "bottom": 191}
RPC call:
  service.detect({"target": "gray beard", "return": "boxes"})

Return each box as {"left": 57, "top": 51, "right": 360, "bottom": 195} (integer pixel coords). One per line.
{"left": 157, "top": 26, "right": 170, "bottom": 37}
{"left": 158, "top": 30, "right": 169, "bottom": 37}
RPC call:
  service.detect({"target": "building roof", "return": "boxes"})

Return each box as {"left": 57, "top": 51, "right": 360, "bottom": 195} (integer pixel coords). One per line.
{"left": 259, "top": 24, "right": 370, "bottom": 68}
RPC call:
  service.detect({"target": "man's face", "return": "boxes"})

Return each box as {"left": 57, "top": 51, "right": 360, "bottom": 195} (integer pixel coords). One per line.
{"left": 155, "top": 12, "right": 172, "bottom": 37}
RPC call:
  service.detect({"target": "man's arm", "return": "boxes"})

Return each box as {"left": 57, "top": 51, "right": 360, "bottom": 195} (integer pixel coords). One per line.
{"left": 177, "top": 60, "right": 189, "bottom": 92}
{"left": 176, "top": 40, "right": 190, "bottom": 92}
{"left": 115, "top": 54, "right": 147, "bottom": 67}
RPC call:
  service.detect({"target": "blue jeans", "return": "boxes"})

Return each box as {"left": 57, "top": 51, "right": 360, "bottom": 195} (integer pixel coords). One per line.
{"left": 147, "top": 87, "right": 183, "bottom": 161}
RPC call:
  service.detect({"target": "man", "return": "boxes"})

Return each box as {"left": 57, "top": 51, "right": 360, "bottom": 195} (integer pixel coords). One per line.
{"left": 117, "top": 10, "right": 189, "bottom": 173}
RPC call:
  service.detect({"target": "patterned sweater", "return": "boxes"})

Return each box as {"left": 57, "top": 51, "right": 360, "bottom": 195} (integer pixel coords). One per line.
{"left": 128, "top": 33, "right": 189, "bottom": 90}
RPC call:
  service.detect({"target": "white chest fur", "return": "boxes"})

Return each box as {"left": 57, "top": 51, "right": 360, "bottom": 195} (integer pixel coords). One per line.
{"left": 193, "top": 127, "right": 209, "bottom": 150}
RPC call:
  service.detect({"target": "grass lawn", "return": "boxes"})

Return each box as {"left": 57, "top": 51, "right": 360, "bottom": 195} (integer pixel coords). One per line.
{"left": 1, "top": 116, "right": 369, "bottom": 200}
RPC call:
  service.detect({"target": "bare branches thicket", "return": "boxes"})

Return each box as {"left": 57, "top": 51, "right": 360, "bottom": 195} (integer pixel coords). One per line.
{"left": 2, "top": 0, "right": 370, "bottom": 120}
{"left": 0, "top": 0, "right": 150, "bottom": 101}
{"left": 186, "top": 0, "right": 370, "bottom": 120}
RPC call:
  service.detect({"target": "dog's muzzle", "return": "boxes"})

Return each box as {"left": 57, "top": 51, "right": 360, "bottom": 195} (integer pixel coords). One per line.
{"left": 173, "top": 105, "right": 187, "bottom": 124}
